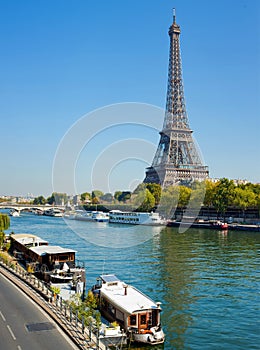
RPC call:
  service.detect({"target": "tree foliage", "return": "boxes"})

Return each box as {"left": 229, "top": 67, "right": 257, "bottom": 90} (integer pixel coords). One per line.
{"left": 81, "top": 192, "right": 91, "bottom": 202}
{"left": 114, "top": 191, "right": 122, "bottom": 201}
{"left": 67, "top": 290, "right": 101, "bottom": 327}
{"left": 118, "top": 191, "right": 131, "bottom": 202}
{"left": 48, "top": 192, "right": 68, "bottom": 205}
{"left": 146, "top": 183, "right": 162, "bottom": 206}
{"left": 91, "top": 190, "right": 104, "bottom": 203}
{"left": 135, "top": 189, "right": 155, "bottom": 212}
{"left": 0, "top": 214, "right": 10, "bottom": 248}
{"left": 212, "top": 178, "right": 235, "bottom": 217}
{"left": 100, "top": 193, "right": 114, "bottom": 202}
{"left": 33, "top": 195, "right": 46, "bottom": 205}
{"left": 233, "top": 187, "right": 257, "bottom": 219}
{"left": 159, "top": 186, "right": 179, "bottom": 218}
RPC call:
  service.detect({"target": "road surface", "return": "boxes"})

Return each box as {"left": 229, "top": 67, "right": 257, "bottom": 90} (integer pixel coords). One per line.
{"left": 0, "top": 272, "right": 78, "bottom": 350}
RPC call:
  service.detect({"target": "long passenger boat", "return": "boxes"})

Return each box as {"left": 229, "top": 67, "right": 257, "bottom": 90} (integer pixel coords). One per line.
{"left": 92, "top": 274, "right": 165, "bottom": 345}
{"left": 109, "top": 210, "right": 166, "bottom": 226}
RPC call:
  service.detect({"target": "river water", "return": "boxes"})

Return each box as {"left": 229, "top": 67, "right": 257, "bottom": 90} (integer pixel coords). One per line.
{"left": 5, "top": 212, "right": 260, "bottom": 350}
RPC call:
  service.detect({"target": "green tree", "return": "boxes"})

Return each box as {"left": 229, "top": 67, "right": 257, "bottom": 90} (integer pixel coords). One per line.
{"left": 132, "top": 183, "right": 146, "bottom": 194}
{"left": 256, "top": 193, "right": 260, "bottom": 217}
{"left": 47, "top": 194, "right": 55, "bottom": 205}
{"left": 212, "top": 178, "right": 235, "bottom": 219}
{"left": 92, "top": 197, "right": 99, "bottom": 205}
{"left": 81, "top": 192, "right": 91, "bottom": 202}
{"left": 159, "top": 186, "right": 179, "bottom": 219}
{"left": 146, "top": 183, "right": 162, "bottom": 206}
{"left": 91, "top": 190, "right": 104, "bottom": 203}
{"left": 118, "top": 191, "right": 131, "bottom": 202}
{"left": 233, "top": 187, "right": 257, "bottom": 221}
{"left": 68, "top": 290, "right": 101, "bottom": 327}
{"left": 33, "top": 196, "right": 46, "bottom": 205}
{"left": 0, "top": 214, "right": 10, "bottom": 248}
{"left": 203, "top": 180, "right": 216, "bottom": 207}
{"left": 178, "top": 186, "right": 192, "bottom": 207}
{"left": 114, "top": 191, "right": 122, "bottom": 201}
{"left": 135, "top": 189, "right": 155, "bottom": 212}
{"left": 100, "top": 193, "right": 114, "bottom": 202}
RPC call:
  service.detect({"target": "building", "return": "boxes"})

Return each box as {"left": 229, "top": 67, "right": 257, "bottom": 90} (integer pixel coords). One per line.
{"left": 144, "top": 10, "right": 209, "bottom": 187}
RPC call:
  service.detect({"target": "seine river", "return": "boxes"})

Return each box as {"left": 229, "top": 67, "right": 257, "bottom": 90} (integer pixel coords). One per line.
{"left": 5, "top": 212, "right": 260, "bottom": 350}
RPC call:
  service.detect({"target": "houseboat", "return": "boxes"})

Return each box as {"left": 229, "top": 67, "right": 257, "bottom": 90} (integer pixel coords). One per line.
{"left": 109, "top": 210, "right": 166, "bottom": 226}
{"left": 92, "top": 274, "right": 165, "bottom": 345}
{"left": 9, "top": 233, "right": 85, "bottom": 286}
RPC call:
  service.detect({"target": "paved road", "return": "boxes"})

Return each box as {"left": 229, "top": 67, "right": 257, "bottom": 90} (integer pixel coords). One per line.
{"left": 0, "top": 272, "right": 78, "bottom": 350}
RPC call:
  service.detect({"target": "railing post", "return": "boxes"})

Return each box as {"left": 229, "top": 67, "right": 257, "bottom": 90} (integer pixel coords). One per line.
{"left": 96, "top": 327, "right": 99, "bottom": 349}
{"left": 70, "top": 306, "right": 72, "bottom": 322}
{"left": 75, "top": 311, "right": 78, "bottom": 327}
{"left": 89, "top": 321, "right": 92, "bottom": 339}
{"left": 82, "top": 316, "right": 85, "bottom": 334}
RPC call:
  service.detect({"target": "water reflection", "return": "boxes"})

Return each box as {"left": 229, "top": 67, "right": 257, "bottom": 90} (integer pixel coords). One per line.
{"left": 5, "top": 213, "right": 260, "bottom": 350}
{"left": 158, "top": 228, "right": 259, "bottom": 350}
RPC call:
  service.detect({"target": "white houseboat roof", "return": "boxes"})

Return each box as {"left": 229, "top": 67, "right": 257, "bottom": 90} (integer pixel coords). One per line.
{"left": 29, "top": 245, "right": 77, "bottom": 256}
{"left": 11, "top": 233, "right": 48, "bottom": 246}
{"left": 99, "top": 274, "right": 161, "bottom": 315}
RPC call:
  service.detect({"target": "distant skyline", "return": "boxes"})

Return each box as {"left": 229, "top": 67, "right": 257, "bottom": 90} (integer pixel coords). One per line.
{"left": 0, "top": 0, "right": 259, "bottom": 197}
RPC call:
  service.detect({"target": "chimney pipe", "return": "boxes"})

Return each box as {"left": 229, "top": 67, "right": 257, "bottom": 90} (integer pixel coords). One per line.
{"left": 123, "top": 284, "right": 128, "bottom": 295}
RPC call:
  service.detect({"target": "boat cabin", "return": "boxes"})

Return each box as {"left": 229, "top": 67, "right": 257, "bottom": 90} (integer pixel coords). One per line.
{"left": 29, "top": 245, "right": 77, "bottom": 270}
{"left": 10, "top": 233, "right": 76, "bottom": 270}
{"left": 10, "top": 233, "right": 48, "bottom": 259}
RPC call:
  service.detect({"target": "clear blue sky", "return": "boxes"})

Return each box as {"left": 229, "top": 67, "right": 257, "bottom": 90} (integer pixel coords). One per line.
{"left": 0, "top": 0, "right": 259, "bottom": 197}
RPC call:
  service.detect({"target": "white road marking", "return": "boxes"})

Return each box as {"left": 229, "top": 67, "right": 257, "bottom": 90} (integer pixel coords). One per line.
{"left": 7, "top": 324, "right": 16, "bottom": 340}
{"left": 17, "top": 346, "right": 22, "bottom": 350}
{"left": 0, "top": 310, "right": 6, "bottom": 321}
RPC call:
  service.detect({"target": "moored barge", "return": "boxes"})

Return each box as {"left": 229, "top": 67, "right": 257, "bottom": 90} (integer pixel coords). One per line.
{"left": 92, "top": 274, "right": 165, "bottom": 345}
{"left": 9, "top": 233, "right": 85, "bottom": 288}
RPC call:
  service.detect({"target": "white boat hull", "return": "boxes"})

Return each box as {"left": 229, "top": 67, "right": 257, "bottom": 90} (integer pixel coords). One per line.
{"left": 133, "top": 329, "right": 165, "bottom": 344}
{"left": 109, "top": 211, "right": 166, "bottom": 226}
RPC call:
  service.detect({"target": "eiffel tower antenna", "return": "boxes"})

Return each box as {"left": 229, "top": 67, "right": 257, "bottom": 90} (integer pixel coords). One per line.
{"left": 173, "top": 8, "right": 176, "bottom": 24}
{"left": 144, "top": 10, "right": 209, "bottom": 187}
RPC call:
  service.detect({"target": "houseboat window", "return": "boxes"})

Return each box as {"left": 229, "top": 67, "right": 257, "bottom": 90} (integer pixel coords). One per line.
{"left": 59, "top": 255, "right": 69, "bottom": 261}
{"left": 148, "top": 312, "right": 152, "bottom": 325}
{"left": 140, "top": 314, "right": 146, "bottom": 325}
{"left": 108, "top": 304, "right": 115, "bottom": 315}
{"left": 116, "top": 309, "right": 124, "bottom": 321}
{"left": 129, "top": 315, "right": 137, "bottom": 326}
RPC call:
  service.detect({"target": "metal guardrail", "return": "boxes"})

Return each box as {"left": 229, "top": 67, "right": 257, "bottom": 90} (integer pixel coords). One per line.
{"left": 0, "top": 256, "right": 109, "bottom": 350}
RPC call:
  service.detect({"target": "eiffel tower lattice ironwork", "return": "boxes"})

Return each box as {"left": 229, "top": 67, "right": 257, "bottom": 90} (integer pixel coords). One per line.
{"left": 144, "top": 10, "right": 209, "bottom": 187}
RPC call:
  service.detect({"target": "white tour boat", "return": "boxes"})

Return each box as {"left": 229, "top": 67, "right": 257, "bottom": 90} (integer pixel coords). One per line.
{"left": 109, "top": 210, "right": 166, "bottom": 226}
{"left": 9, "top": 209, "right": 20, "bottom": 217}
{"left": 92, "top": 274, "right": 165, "bottom": 345}
{"left": 44, "top": 208, "right": 64, "bottom": 217}
{"left": 74, "top": 210, "right": 109, "bottom": 223}
{"left": 93, "top": 212, "right": 109, "bottom": 222}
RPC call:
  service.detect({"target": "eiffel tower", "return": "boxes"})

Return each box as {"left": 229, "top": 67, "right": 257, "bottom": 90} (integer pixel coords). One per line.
{"left": 144, "top": 10, "right": 209, "bottom": 187}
